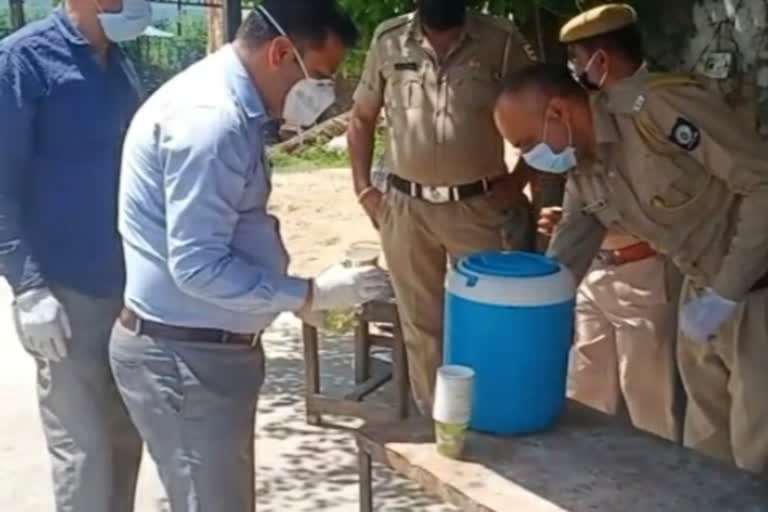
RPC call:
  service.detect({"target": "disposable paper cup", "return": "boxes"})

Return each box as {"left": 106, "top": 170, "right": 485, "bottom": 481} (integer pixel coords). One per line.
{"left": 433, "top": 365, "right": 474, "bottom": 459}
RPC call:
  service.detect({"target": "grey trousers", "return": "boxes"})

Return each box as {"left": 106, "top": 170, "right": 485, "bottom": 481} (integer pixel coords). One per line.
{"left": 36, "top": 287, "right": 142, "bottom": 512}
{"left": 110, "top": 323, "right": 265, "bottom": 512}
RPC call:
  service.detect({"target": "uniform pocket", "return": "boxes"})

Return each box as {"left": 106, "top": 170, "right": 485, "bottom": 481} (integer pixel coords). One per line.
{"left": 450, "top": 69, "right": 497, "bottom": 111}
{"left": 375, "top": 191, "right": 392, "bottom": 225}
{"left": 642, "top": 152, "right": 712, "bottom": 211}
{"left": 610, "top": 256, "right": 670, "bottom": 307}
{"left": 385, "top": 72, "right": 424, "bottom": 110}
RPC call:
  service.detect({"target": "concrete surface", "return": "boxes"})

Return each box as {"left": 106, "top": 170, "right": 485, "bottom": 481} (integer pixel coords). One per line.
{"left": 0, "top": 282, "right": 454, "bottom": 511}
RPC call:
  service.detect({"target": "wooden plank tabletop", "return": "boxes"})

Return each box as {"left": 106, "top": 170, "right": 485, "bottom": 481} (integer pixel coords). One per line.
{"left": 356, "top": 403, "right": 768, "bottom": 512}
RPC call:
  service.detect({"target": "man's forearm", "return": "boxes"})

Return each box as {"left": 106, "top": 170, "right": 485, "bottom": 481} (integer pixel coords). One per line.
{"left": 347, "top": 110, "right": 378, "bottom": 195}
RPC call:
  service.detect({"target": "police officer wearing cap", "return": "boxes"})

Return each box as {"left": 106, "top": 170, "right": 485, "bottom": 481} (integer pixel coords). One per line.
{"left": 538, "top": 5, "right": 683, "bottom": 442}
{"left": 347, "top": 0, "right": 540, "bottom": 413}
{"left": 495, "top": 3, "right": 768, "bottom": 475}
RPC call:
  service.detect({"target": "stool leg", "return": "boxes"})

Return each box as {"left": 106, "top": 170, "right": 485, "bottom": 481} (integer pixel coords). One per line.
{"left": 354, "top": 314, "right": 371, "bottom": 386}
{"left": 302, "top": 323, "right": 322, "bottom": 425}
{"left": 358, "top": 445, "right": 373, "bottom": 512}
{"left": 392, "top": 321, "right": 410, "bottom": 419}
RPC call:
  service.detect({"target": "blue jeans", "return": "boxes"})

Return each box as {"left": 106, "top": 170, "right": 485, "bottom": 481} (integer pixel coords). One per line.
{"left": 110, "top": 323, "right": 265, "bottom": 512}
{"left": 35, "top": 286, "right": 142, "bottom": 512}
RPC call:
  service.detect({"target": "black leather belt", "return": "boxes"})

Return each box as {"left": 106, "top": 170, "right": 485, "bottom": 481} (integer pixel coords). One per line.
{"left": 388, "top": 174, "right": 492, "bottom": 203}
{"left": 119, "top": 309, "right": 261, "bottom": 347}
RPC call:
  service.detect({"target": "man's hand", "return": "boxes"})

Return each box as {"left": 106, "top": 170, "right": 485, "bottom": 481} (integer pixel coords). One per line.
{"left": 680, "top": 290, "right": 738, "bottom": 343}
{"left": 538, "top": 206, "right": 563, "bottom": 237}
{"left": 312, "top": 264, "right": 392, "bottom": 311}
{"left": 12, "top": 287, "right": 71, "bottom": 361}
{"left": 358, "top": 187, "right": 384, "bottom": 230}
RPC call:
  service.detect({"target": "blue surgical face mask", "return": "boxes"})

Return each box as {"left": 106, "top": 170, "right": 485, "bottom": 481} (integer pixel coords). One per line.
{"left": 522, "top": 115, "right": 578, "bottom": 174}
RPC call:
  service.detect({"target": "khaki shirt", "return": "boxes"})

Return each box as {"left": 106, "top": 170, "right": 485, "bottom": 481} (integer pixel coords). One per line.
{"left": 548, "top": 67, "right": 768, "bottom": 301}
{"left": 354, "top": 11, "right": 536, "bottom": 185}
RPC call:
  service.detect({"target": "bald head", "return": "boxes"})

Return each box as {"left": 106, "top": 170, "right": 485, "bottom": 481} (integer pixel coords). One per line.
{"left": 494, "top": 64, "right": 595, "bottom": 163}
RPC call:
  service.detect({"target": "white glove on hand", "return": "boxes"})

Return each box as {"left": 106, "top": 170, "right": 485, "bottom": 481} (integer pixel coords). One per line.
{"left": 12, "top": 288, "right": 71, "bottom": 361}
{"left": 312, "top": 264, "right": 392, "bottom": 312}
{"left": 680, "top": 289, "right": 738, "bottom": 343}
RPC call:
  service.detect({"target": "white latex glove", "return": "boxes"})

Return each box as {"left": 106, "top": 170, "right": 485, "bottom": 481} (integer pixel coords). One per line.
{"left": 311, "top": 264, "right": 391, "bottom": 312}
{"left": 680, "top": 289, "right": 738, "bottom": 343}
{"left": 12, "top": 288, "right": 71, "bottom": 361}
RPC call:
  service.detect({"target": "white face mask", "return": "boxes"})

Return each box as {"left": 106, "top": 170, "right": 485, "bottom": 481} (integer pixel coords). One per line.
{"left": 257, "top": 6, "right": 336, "bottom": 131}
{"left": 522, "top": 115, "right": 578, "bottom": 174}
{"left": 96, "top": 0, "right": 152, "bottom": 42}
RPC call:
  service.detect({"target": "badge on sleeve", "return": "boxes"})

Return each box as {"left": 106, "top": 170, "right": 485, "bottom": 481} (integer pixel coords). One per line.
{"left": 669, "top": 117, "right": 700, "bottom": 151}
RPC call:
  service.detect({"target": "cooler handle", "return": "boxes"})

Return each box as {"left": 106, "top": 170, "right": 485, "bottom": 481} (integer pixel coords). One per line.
{"left": 453, "top": 264, "right": 479, "bottom": 288}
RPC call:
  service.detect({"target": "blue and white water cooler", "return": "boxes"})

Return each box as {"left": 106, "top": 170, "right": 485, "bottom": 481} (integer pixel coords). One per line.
{"left": 444, "top": 251, "right": 575, "bottom": 435}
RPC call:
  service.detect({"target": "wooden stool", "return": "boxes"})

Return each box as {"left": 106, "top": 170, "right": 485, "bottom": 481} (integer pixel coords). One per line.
{"left": 302, "top": 299, "right": 410, "bottom": 426}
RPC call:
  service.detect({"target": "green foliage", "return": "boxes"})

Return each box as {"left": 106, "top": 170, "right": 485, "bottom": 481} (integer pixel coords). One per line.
{"left": 334, "top": 0, "right": 698, "bottom": 75}
{"left": 123, "top": 13, "right": 208, "bottom": 93}
{"left": 269, "top": 126, "right": 386, "bottom": 172}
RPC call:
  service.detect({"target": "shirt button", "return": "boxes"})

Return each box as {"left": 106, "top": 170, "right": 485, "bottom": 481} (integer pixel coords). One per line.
{"left": 651, "top": 196, "right": 666, "bottom": 208}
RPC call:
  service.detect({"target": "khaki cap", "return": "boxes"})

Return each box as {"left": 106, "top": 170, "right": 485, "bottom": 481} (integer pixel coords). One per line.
{"left": 559, "top": 4, "right": 638, "bottom": 44}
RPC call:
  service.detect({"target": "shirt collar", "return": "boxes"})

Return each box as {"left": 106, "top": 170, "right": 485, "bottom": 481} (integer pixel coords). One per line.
{"left": 592, "top": 65, "right": 649, "bottom": 143}
{"left": 405, "top": 11, "right": 476, "bottom": 47}
{"left": 597, "top": 64, "right": 649, "bottom": 115}
{"left": 217, "top": 44, "right": 266, "bottom": 119}
{"left": 53, "top": 6, "right": 90, "bottom": 46}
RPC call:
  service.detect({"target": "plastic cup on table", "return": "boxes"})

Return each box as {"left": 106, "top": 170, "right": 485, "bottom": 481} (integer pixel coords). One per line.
{"left": 433, "top": 365, "right": 475, "bottom": 459}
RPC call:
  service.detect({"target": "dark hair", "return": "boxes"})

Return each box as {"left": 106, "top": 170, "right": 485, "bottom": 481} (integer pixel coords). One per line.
{"left": 237, "top": 0, "right": 359, "bottom": 49}
{"left": 574, "top": 25, "right": 644, "bottom": 66}
{"left": 501, "top": 63, "right": 586, "bottom": 101}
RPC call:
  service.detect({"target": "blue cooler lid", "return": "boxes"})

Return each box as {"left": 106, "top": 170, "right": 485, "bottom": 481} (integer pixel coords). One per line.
{"left": 461, "top": 252, "right": 559, "bottom": 279}
{"left": 447, "top": 251, "right": 575, "bottom": 307}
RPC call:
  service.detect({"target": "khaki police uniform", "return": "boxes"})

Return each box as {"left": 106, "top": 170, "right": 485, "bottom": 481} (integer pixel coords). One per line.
{"left": 568, "top": 230, "right": 682, "bottom": 441}
{"left": 548, "top": 65, "right": 768, "bottom": 474}
{"left": 354, "top": 11, "right": 537, "bottom": 411}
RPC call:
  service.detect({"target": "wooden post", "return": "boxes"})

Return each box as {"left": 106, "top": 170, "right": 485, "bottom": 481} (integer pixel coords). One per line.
{"left": 357, "top": 443, "right": 373, "bottom": 512}
{"left": 354, "top": 311, "right": 371, "bottom": 385}
{"left": 206, "top": 5, "right": 225, "bottom": 55}
{"left": 302, "top": 323, "right": 322, "bottom": 426}
{"left": 9, "top": 0, "right": 25, "bottom": 30}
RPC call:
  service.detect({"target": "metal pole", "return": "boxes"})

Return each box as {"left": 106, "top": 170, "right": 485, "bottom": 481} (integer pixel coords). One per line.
{"left": 225, "top": 0, "right": 241, "bottom": 42}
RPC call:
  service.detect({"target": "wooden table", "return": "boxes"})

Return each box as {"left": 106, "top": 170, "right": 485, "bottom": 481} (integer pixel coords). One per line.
{"left": 355, "top": 403, "right": 768, "bottom": 512}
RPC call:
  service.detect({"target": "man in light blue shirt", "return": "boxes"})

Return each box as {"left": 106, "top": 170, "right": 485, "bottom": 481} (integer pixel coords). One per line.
{"left": 111, "top": 1, "right": 388, "bottom": 509}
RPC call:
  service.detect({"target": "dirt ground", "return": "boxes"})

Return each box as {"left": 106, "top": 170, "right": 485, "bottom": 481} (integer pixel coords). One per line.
{"left": 271, "top": 168, "right": 380, "bottom": 275}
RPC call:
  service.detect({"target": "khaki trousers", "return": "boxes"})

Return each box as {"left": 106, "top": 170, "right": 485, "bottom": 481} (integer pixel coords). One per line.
{"left": 568, "top": 256, "right": 681, "bottom": 441}
{"left": 678, "top": 278, "right": 768, "bottom": 476}
{"left": 378, "top": 189, "right": 526, "bottom": 413}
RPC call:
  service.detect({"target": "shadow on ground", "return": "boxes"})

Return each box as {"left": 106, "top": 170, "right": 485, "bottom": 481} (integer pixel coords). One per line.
{"left": 253, "top": 317, "right": 454, "bottom": 512}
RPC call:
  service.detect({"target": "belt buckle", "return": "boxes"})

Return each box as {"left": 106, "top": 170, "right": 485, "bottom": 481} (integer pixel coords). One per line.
{"left": 423, "top": 185, "right": 451, "bottom": 204}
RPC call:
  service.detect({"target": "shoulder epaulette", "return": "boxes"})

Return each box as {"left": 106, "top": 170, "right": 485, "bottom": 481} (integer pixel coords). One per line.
{"left": 372, "top": 13, "right": 414, "bottom": 41}
{"left": 633, "top": 73, "right": 703, "bottom": 156}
